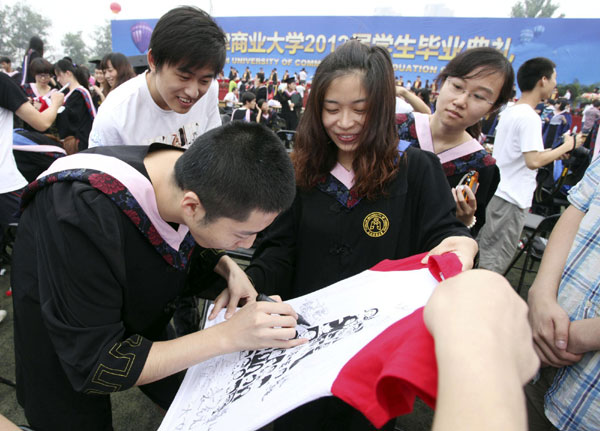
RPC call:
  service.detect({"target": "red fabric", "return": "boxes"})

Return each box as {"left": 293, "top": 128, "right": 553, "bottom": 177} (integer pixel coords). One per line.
{"left": 330, "top": 252, "right": 462, "bottom": 427}
{"left": 370, "top": 251, "right": 462, "bottom": 281}
{"left": 331, "top": 308, "right": 437, "bottom": 428}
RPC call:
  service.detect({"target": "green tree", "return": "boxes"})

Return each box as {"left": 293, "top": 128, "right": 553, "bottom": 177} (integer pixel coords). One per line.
{"left": 89, "top": 21, "right": 112, "bottom": 63}
{"left": 0, "top": 3, "right": 51, "bottom": 63}
{"left": 511, "top": 0, "right": 565, "bottom": 18}
{"left": 61, "top": 31, "right": 89, "bottom": 66}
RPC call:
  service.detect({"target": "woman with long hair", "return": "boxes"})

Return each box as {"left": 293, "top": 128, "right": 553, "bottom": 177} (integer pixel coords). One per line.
{"left": 397, "top": 47, "right": 515, "bottom": 235}
{"left": 90, "top": 67, "right": 110, "bottom": 106}
{"left": 54, "top": 58, "right": 96, "bottom": 153}
{"left": 20, "top": 35, "right": 44, "bottom": 85}
{"left": 100, "top": 52, "right": 135, "bottom": 92}
{"left": 244, "top": 40, "right": 477, "bottom": 431}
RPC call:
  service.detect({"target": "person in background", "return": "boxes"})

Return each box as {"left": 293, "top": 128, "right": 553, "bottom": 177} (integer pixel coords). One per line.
{"left": 54, "top": 58, "right": 96, "bottom": 153}
{"left": 231, "top": 91, "right": 259, "bottom": 123}
{"left": 0, "top": 56, "right": 22, "bottom": 84}
{"left": 100, "top": 52, "right": 136, "bottom": 93}
{"left": 20, "top": 36, "right": 44, "bottom": 85}
{"left": 90, "top": 66, "right": 110, "bottom": 107}
{"left": 275, "top": 77, "right": 302, "bottom": 130}
{"left": 223, "top": 86, "right": 239, "bottom": 115}
{"left": 21, "top": 58, "right": 56, "bottom": 112}
{"left": 397, "top": 47, "right": 515, "bottom": 236}
{"left": 257, "top": 98, "right": 278, "bottom": 129}
{"left": 245, "top": 39, "right": 477, "bottom": 431}
{"left": 582, "top": 100, "right": 600, "bottom": 134}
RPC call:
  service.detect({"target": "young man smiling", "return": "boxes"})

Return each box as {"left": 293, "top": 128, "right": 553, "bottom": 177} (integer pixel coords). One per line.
{"left": 89, "top": 6, "right": 225, "bottom": 148}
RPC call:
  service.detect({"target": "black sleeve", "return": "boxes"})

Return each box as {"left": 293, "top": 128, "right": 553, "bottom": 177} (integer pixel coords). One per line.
{"left": 245, "top": 193, "right": 299, "bottom": 298}
{"left": 56, "top": 91, "right": 85, "bottom": 139}
{"left": 24, "top": 182, "right": 153, "bottom": 394}
{"left": 405, "top": 147, "right": 472, "bottom": 251}
{"left": 0, "top": 72, "right": 28, "bottom": 112}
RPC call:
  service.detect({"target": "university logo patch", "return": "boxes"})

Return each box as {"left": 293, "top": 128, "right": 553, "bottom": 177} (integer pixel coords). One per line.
{"left": 363, "top": 212, "right": 389, "bottom": 238}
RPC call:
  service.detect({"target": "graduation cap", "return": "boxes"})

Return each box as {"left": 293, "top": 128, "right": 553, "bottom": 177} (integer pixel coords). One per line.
{"left": 283, "top": 76, "right": 296, "bottom": 84}
{"left": 89, "top": 59, "right": 101, "bottom": 66}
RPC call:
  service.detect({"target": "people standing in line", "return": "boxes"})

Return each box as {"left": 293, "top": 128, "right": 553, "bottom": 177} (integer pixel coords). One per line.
{"left": 478, "top": 57, "right": 581, "bottom": 273}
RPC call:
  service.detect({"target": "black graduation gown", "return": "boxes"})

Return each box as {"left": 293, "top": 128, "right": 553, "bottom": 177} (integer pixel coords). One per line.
{"left": 247, "top": 146, "right": 470, "bottom": 299}
{"left": 11, "top": 144, "right": 223, "bottom": 430}
{"left": 56, "top": 90, "right": 94, "bottom": 151}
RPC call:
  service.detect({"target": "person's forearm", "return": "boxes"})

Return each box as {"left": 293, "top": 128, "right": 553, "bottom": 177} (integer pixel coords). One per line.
{"left": 214, "top": 254, "right": 239, "bottom": 279}
{"left": 397, "top": 86, "right": 431, "bottom": 114}
{"left": 135, "top": 324, "right": 230, "bottom": 386}
{"left": 434, "top": 340, "right": 527, "bottom": 431}
{"left": 524, "top": 141, "right": 572, "bottom": 169}
{"left": 568, "top": 317, "right": 600, "bottom": 354}
{"left": 529, "top": 206, "right": 584, "bottom": 300}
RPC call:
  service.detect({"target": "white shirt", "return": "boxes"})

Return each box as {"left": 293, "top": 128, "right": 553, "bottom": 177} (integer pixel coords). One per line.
{"left": 223, "top": 91, "right": 238, "bottom": 108}
{"left": 298, "top": 70, "right": 307, "bottom": 82}
{"left": 0, "top": 106, "right": 27, "bottom": 193}
{"left": 89, "top": 72, "right": 221, "bottom": 148}
{"left": 395, "top": 97, "right": 413, "bottom": 114}
{"left": 492, "top": 104, "right": 544, "bottom": 209}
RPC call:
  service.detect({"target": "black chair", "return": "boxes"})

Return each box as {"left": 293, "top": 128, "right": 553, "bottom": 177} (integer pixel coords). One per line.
{"left": 503, "top": 214, "right": 560, "bottom": 295}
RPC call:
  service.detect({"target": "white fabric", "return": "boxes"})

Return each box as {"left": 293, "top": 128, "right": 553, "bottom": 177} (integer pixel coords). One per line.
{"left": 158, "top": 265, "right": 440, "bottom": 431}
{"left": 89, "top": 72, "right": 221, "bottom": 148}
{"left": 492, "top": 103, "right": 544, "bottom": 209}
{"left": 395, "top": 97, "right": 413, "bottom": 114}
{"left": 0, "top": 106, "right": 27, "bottom": 193}
{"left": 223, "top": 91, "right": 238, "bottom": 107}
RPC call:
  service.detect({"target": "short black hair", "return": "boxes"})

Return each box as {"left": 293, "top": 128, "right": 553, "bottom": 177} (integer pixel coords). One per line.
{"left": 517, "top": 57, "right": 556, "bottom": 93}
{"left": 241, "top": 91, "right": 256, "bottom": 105}
{"left": 29, "top": 58, "right": 53, "bottom": 76}
{"left": 174, "top": 122, "right": 295, "bottom": 222}
{"left": 594, "top": 100, "right": 600, "bottom": 108}
{"left": 0, "top": 57, "right": 11, "bottom": 64}
{"left": 149, "top": 6, "right": 227, "bottom": 76}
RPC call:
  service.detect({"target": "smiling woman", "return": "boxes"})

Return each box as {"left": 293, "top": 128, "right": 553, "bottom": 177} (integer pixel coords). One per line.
{"left": 100, "top": 52, "right": 135, "bottom": 92}
{"left": 246, "top": 39, "right": 477, "bottom": 431}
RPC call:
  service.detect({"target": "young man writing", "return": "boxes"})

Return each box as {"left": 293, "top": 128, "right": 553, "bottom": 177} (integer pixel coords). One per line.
{"left": 11, "top": 122, "right": 305, "bottom": 430}
{"left": 478, "top": 57, "right": 580, "bottom": 273}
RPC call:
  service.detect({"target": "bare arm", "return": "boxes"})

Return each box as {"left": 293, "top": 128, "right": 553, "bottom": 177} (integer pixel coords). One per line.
{"left": 136, "top": 300, "right": 306, "bottom": 386}
{"left": 396, "top": 86, "right": 431, "bottom": 114}
{"left": 425, "top": 270, "right": 539, "bottom": 431}
{"left": 422, "top": 235, "right": 479, "bottom": 271}
{"left": 528, "top": 205, "right": 585, "bottom": 366}
{"left": 523, "top": 133, "right": 581, "bottom": 170}
{"left": 568, "top": 318, "right": 600, "bottom": 354}
{"left": 15, "top": 91, "right": 64, "bottom": 131}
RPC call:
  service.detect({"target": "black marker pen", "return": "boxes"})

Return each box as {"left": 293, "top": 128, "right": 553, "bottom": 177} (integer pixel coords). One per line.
{"left": 256, "top": 293, "right": 311, "bottom": 327}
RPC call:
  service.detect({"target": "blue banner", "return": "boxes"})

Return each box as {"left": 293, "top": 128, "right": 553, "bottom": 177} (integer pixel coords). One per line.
{"left": 112, "top": 16, "right": 600, "bottom": 85}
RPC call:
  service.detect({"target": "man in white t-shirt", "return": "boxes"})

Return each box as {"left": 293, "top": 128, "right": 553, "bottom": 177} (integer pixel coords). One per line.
{"left": 478, "top": 57, "right": 579, "bottom": 273}
{"left": 89, "top": 6, "right": 225, "bottom": 148}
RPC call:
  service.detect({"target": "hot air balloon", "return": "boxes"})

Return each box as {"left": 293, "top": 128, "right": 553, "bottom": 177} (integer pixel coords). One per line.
{"left": 533, "top": 25, "right": 545, "bottom": 37}
{"left": 519, "top": 28, "right": 534, "bottom": 45}
{"left": 110, "top": 2, "right": 121, "bottom": 14}
{"left": 130, "top": 22, "right": 153, "bottom": 54}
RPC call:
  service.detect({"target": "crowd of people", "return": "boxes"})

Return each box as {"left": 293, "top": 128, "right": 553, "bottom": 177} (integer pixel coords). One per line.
{"left": 1, "top": 5, "right": 599, "bottom": 431}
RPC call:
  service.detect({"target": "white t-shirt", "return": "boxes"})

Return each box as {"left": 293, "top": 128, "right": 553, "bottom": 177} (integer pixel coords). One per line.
{"left": 298, "top": 70, "right": 307, "bottom": 82}
{"left": 492, "top": 103, "right": 544, "bottom": 209}
{"left": 223, "top": 91, "right": 238, "bottom": 108}
{"left": 89, "top": 72, "right": 221, "bottom": 148}
{"left": 395, "top": 97, "right": 413, "bottom": 114}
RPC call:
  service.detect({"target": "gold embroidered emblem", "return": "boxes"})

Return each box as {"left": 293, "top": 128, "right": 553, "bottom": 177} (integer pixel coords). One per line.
{"left": 363, "top": 212, "right": 389, "bottom": 238}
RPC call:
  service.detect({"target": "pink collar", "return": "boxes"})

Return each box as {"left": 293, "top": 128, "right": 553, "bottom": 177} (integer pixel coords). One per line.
{"left": 413, "top": 112, "right": 484, "bottom": 164}
{"left": 40, "top": 153, "right": 189, "bottom": 250}
{"left": 331, "top": 162, "right": 355, "bottom": 190}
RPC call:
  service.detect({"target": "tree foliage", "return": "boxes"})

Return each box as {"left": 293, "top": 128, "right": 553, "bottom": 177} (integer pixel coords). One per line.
{"left": 61, "top": 31, "right": 89, "bottom": 66}
{"left": 89, "top": 21, "right": 113, "bottom": 63}
{"left": 0, "top": 3, "right": 51, "bottom": 63}
{"left": 511, "top": 0, "right": 565, "bottom": 18}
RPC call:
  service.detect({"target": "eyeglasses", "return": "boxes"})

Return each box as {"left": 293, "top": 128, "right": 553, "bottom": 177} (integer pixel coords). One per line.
{"left": 36, "top": 73, "right": 51, "bottom": 79}
{"left": 444, "top": 78, "right": 495, "bottom": 106}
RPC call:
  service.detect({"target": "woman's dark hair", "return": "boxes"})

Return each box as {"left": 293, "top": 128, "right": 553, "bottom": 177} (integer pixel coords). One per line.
{"left": 435, "top": 47, "right": 515, "bottom": 138}
{"left": 29, "top": 58, "right": 53, "bottom": 76}
{"left": 257, "top": 98, "right": 267, "bottom": 108}
{"left": 293, "top": 40, "right": 399, "bottom": 200}
{"left": 28, "top": 36, "right": 44, "bottom": 55}
{"left": 100, "top": 52, "right": 136, "bottom": 90}
{"left": 149, "top": 6, "right": 226, "bottom": 76}
{"left": 174, "top": 121, "right": 295, "bottom": 222}
{"left": 418, "top": 88, "right": 431, "bottom": 107}
{"left": 54, "top": 58, "right": 89, "bottom": 90}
